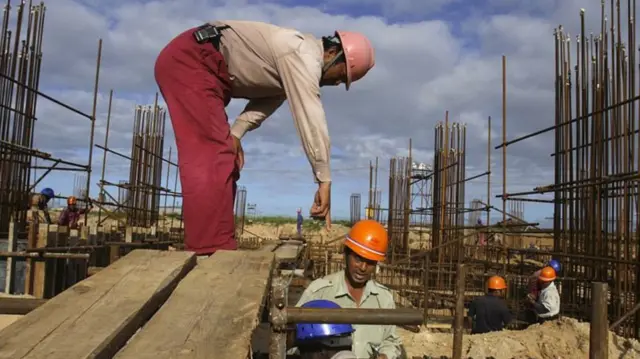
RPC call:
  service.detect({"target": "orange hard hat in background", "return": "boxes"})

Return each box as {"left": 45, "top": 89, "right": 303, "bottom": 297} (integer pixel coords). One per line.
{"left": 539, "top": 266, "right": 557, "bottom": 282}
{"left": 344, "top": 219, "right": 388, "bottom": 262}
{"left": 67, "top": 196, "right": 77, "bottom": 205}
{"left": 334, "top": 30, "right": 375, "bottom": 91}
{"left": 487, "top": 275, "right": 507, "bottom": 290}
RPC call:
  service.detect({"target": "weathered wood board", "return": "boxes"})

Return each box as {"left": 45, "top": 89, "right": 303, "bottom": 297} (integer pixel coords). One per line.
{"left": 0, "top": 249, "right": 196, "bottom": 359}
{"left": 115, "top": 249, "right": 275, "bottom": 359}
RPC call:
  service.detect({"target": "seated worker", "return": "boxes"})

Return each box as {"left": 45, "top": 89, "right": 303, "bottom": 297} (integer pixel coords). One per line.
{"left": 467, "top": 275, "right": 512, "bottom": 334}
{"left": 295, "top": 219, "right": 402, "bottom": 359}
{"left": 294, "top": 299, "right": 357, "bottom": 359}
{"left": 527, "top": 259, "right": 561, "bottom": 299}
{"left": 30, "top": 187, "right": 55, "bottom": 224}
{"left": 526, "top": 266, "right": 560, "bottom": 325}
{"left": 58, "top": 196, "right": 93, "bottom": 229}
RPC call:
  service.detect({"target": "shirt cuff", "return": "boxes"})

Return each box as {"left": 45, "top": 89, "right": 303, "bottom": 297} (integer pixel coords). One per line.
{"left": 313, "top": 163, "right": 331, "bottom": 183}
{"left": 230, "top": 120, "right": 252, "bottom": 139}
{"left": 378, "top": 348, "right": 399, "bottom": 359}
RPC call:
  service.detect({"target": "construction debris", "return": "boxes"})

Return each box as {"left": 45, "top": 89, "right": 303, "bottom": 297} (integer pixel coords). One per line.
{"left": 400, "top": 317, "right": 640, "bottom": 359}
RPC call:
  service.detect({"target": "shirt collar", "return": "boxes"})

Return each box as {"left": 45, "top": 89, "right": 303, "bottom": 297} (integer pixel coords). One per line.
{"left": 334, "top": 270, "right": 379, "bottom": 301}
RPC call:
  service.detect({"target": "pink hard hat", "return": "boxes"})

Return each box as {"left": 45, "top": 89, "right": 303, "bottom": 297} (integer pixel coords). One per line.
{"left": 334, "top": 30, "right": 375, "bottom": 90}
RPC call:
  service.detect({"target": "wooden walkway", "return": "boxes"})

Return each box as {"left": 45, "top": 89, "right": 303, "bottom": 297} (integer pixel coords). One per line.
{"left": 0, "top": 249, "right": 275, "bottom": 359}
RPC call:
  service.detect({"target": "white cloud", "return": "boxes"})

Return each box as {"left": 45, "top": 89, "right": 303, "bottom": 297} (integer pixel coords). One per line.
{"left": 12, "top": 0, "right": 624, "bottom": 219}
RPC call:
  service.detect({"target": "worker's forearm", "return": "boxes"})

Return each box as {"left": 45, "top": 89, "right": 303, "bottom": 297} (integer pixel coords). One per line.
{"left": 377, "top": 325, "right": 402, "bottom": 359}
{"left": 230, "top": 96, "right": 286, "bottom": 139}
{"left": 378, "top": 342, "right": 401, "bottom": 359}
{"left": 532, "top": 301, "right": 550, "bottom": 314}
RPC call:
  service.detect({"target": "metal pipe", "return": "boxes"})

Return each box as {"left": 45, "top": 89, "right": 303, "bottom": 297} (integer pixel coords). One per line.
{"left": 589, "top": 282, "right": 608, "bottom": 359}
{"left": 0, "top": 251, "right": 90, "bottom": 259}
{"left": 452, "top": 264, "right": 466, "bottom": 359}
{"left": 285, "top": 308, "right": 424, "bottom": 325}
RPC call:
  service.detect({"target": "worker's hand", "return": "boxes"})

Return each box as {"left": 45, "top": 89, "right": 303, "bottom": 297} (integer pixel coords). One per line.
{"left": 231, "top": 135, "right": 244, "bottom": 171}
{"left": 310, "top": 182, "right": 331, "bottom": 228}
{"left": 526, "top": 293, "right": 536, "bottom": 304}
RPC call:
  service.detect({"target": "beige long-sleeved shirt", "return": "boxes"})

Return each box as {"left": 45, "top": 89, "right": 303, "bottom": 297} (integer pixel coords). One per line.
{"left": 210, "top": 20, "right": 331, "bottom": 182}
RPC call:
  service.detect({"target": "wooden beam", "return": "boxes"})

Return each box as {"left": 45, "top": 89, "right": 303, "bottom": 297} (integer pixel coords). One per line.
{"left": 115, "top": 250, "right": 275, "bottom": 359}
{"left": 0, "top": 298, "right": 47, "bottom": 315}
{"left": 0, "top": 249, "right": 196, "bottom": 359}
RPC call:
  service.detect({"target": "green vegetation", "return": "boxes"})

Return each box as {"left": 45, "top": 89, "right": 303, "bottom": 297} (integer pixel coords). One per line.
{"left": 244, "top": 215, "right": 351, "bottom": 230}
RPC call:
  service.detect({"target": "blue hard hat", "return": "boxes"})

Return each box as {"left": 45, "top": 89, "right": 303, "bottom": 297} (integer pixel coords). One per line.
{"left": 296, "top": 300, "right": 354, "bottom": 342}
{"left": 548, "top": 259, "right": 561, "bottom": 273}
{"left": 40, "top": 188, "right": 54, "bottom": 198}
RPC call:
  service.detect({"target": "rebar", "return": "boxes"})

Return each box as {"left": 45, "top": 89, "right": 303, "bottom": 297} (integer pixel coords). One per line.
{"left": 0, "top": 1, "right": 44, "bottom": 230}
{"left": 349, "top": 193, "right": 361, "bottom": 225}
{"left": 125, "top": 104, "right": 167, "bottom": 227}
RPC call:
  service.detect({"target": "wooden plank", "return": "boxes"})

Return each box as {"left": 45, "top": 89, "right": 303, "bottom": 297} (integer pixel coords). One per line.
{"left": 0, "top": 249, "right": 196, "bottom": 359}
{"left": 115, "top": 250, "right": 275, "bottom": 359}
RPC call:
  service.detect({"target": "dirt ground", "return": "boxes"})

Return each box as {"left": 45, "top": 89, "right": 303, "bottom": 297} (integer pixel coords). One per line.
{"left": 399, "top": 317, "right": 640, "bottom": 358}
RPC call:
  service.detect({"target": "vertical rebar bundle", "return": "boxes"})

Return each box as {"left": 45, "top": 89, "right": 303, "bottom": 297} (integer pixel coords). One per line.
{"left": 366, "top": 158, "right": 382, "bottom": 221}
{"left": 552, "top": 2, "right": 638, "bottom": 336}
{"left": 117, "top": 180, "right": 127, "bottom": 205}
{"left": 0, "top": 1, "right": 45, "bottom": 231}
{"left": 387, "top": 156, "right": 410, "bottom": 260}
{"left": 349, "top": 193, "right": 361, "bottom": 225}
{"left": 508, "top": 200, "right": 524, "bottom": 221}
{"left": 72, "top": 173, "right": 86, "bottom": 199}
{"left": 469, "top": 199, "right": 484, "bottom": 225}
{"left": 431, "top": 119, "right": 466, "bottom": 252}
{"left": 126, "top": 105, "right": 166, "bottom": 227}
{"left": 431, "top": 118, "right": 467, "bottom": 288}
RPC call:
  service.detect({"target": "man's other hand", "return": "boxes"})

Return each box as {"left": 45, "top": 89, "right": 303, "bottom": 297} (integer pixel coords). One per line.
{"left": 231, "top": 135, "right": 244, "bottom": 171}
{"left": 310, "top": 182, "right": 331, "bottom": 229}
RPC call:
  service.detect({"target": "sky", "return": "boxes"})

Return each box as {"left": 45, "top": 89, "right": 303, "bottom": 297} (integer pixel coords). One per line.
{"left": 10, "top": 0, "right": 623, "bottom": 223}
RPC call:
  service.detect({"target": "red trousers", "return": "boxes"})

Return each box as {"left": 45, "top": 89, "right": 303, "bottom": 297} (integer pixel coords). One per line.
{"left": 154, "top": 27, "right": 238, "bottom": 255}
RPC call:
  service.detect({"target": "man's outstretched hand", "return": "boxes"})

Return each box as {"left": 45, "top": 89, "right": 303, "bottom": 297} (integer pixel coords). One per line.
{"left": 310, "top": 182, "right": 332, "bottom": 230}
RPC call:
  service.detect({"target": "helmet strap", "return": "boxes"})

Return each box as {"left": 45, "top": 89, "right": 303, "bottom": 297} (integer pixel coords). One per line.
{"left": 321, "top": 50, "right": 345, "bottom": 76}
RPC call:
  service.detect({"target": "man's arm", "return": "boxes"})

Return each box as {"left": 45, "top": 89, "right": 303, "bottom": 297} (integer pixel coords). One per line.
{"left": 466, "top": 300, "right": 476, "bottom": 330}
{"left": 58, "top": 209, "right": 69, "bottom": 226}
{"left": 43, "top": 208, "right": 52, "bottom": 224}
{"left": 230, "top": 96, "right": 286, "bottom": 139}
{"left": 377, "top": 298, "right": 402, "bottom": 359}
{"left": 275, "top": 43, "right": 331, "bottom": 183}
{"left": 502, "top": 304, "right": 512, "bottom": 326}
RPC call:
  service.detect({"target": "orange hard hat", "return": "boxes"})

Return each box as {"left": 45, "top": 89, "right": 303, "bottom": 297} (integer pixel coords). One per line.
{"left": 487, "top": 275, "right": 507, "bottom": 290}
{"left": 67, "top": 196, "right": 77, "bottom": 205}
{"left": 335, "top": 31, "right": 375, "bottom": 91}
{"left": 539, "top": 266, "right": 557, "bottom": 282}
{"left": 344, "top": 219, "right": 388, "bottom": 261}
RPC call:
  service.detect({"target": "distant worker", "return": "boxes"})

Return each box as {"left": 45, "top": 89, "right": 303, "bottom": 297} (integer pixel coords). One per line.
{"left": 58, "top": 196, "right": 93, "bottom": 229}
{"left": 526, "top": 266, "right": 560, "bottom": 325}
{"left": 527, "top": 259, "right": 561, "bottom": 299}
{"left": 295, "top": 220, "right": 401, "bottom": 359}
{"left": 290, "top": 299, "right": 357, "bottom": 359}
{"left": 31, "top": 187, "right": 54, "bottom": 224}
{"left": 154, "top": 21, "right": 375, "bottom": 255}
{"left": 466, "top": 276, "right": 512, "bottom": 334}
{"left": 297, "top": 208, "right": 304, "bottom": 238}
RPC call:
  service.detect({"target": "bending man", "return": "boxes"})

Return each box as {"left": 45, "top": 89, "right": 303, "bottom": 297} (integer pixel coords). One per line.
{"left": 155, "top": 21, "right": 375, "bottom": 255}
